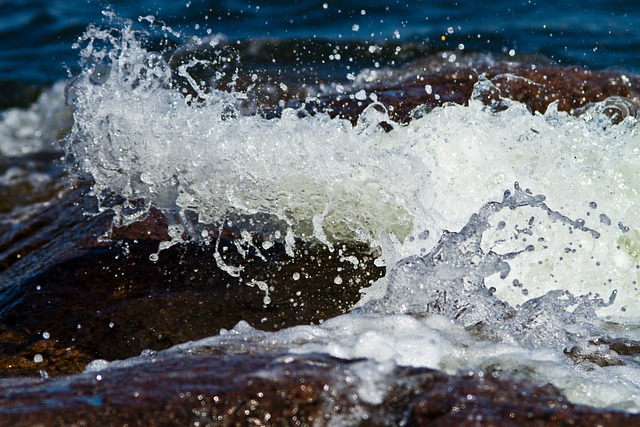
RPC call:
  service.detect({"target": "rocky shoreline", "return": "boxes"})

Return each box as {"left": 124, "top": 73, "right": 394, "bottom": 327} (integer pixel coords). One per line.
{"left": 0, "top": 59, "right": 639, "bottom": 424}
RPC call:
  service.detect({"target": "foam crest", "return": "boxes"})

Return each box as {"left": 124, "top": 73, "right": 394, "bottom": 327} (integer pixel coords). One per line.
{"left": 394, "top": 97, "right": 639, "bottom": 318}
{"left": 64, "top": 15, "right": 427, "bottom": 246}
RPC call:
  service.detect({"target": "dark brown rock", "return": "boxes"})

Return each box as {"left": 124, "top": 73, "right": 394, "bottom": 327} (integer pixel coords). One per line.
{"left": 0, "top": 184, "right": 383, "bottom": 377}
{"left": 408, "top": 372, "right": 638, "bottom": 426}
{"left": 0, "top": 352, "right": 356, "bottom": 426}
{"left": 0, "top": 351, "right": 636, "bottom": 426}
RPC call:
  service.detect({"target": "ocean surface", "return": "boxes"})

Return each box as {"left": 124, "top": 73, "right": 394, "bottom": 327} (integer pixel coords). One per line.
{"left": 2, "top": 0, "right": 640, "bottom": 421}
{"left": 2, "top": 0, "right": 640, "bottom": 85}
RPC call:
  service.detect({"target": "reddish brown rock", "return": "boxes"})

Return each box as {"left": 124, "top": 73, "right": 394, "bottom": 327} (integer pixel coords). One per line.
{"left": 310, "top": 60, "right": 640, "bottom": 125}
{"left": 0, "top": 183, "right": 382, "bottom": 377}
{"left": 408, "top": 372, "right": 638, "bottom": 426}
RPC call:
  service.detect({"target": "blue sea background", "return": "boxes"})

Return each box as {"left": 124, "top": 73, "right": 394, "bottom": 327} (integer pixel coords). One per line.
{"left": 1, "top": 0, "right": 639, "bottom": 86}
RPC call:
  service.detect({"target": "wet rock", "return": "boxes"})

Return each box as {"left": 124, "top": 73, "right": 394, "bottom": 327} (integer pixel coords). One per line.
{"left": 310, "top": 61, "right": 640, "bottom": 126}
{"left": 564, "top": 345, "right": 625, "bottom": 367}
{"left": 0, "top": 352, "right": 355, "bottom": 426}
{"left": 593, "top": 336, "right": 640, "bottom": 357}
{"left": 408, "top": 371, "right": 639, "bottom": 426}
{"left": 0, "top": 184, "right": 383, "bottom": 377}
{"left": 0, "top": 351, "right": 636, "bottom": 426}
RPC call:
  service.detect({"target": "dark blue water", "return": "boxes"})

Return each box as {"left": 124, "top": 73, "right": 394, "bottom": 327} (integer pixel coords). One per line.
{"left": 1, "top": 0, "right": 639, "bottom": 85}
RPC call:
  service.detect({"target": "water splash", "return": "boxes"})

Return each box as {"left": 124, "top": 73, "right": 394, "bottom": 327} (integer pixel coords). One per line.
{"left": 58, "top": 13, "right": 640, "bottom": 413}
{"left": 357, "top": 183, "right": 615, "bottom": 352}
{"left": 61, "top": 13, "right": 640, "bottom": 321}
{"left": 63, "top": 14, "right": 425, "bottom": 250}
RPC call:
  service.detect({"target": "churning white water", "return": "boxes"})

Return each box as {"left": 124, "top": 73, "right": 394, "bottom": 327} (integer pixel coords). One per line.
{"left": 24, "top": 12, "right": 640, "bottom": 412}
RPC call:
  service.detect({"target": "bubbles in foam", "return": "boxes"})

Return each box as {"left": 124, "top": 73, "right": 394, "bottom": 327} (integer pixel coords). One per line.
{"left": 393, "top": 93, "right": 639, "bottom": 318}
{"left": 357, "top": 184, "right": 617, "bottom": 351}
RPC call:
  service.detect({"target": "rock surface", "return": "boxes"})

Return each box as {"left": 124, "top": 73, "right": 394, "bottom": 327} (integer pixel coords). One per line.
{"left": 313, "top": 61, "right": 640, "bottom": 126}
{"left": 1, "top": 351, "right": 638, "bottom": 426}
{"left": 0, "top": 184, "right": 382, "bottom": 377}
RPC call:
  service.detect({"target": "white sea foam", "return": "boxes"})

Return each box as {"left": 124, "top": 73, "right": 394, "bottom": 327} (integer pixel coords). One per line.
{"left": 64, "top": 16, "right": 640, "bottom": 318}
{"left": 69, "top": 15, "right": 640, "bottom": 412}
{"left": 0, "top": 82, "right": 70, "bottom": 156}
{"left": 65, "top": 16, "right": 425, "bottom": 246}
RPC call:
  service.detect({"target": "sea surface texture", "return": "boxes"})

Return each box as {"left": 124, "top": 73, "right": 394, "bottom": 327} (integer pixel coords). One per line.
{"left": 1, "top": 1, "right": 640, "bottom": 425}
